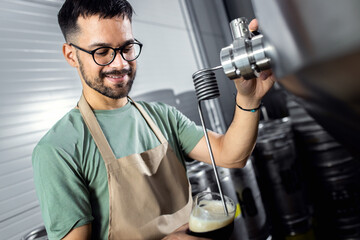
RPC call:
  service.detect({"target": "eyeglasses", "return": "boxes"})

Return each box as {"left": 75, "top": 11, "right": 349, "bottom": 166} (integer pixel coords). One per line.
{"left": 70, "top": 39, "right": 143, "bottom": 66}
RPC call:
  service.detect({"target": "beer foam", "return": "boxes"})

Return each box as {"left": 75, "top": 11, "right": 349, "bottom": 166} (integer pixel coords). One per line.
{"left": 189, "top": 200, "right": 235, "bottom": 232}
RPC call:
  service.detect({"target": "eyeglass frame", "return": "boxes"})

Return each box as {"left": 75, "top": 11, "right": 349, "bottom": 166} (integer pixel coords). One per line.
{"left": 69, "top": 39, "right": 143, "bottom": 66}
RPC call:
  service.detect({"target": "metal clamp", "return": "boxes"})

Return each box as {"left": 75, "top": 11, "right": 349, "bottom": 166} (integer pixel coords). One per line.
{"left": 220, "top": 18, "right": 271, "bottom": 80}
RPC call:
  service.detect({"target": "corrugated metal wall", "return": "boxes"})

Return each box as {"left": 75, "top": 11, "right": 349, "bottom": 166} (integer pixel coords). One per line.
{"left": 0, "top": 0, "right": 225, "bottom": 239}
{"left": 0, "top": 0, "right": 78, "bottom": 239}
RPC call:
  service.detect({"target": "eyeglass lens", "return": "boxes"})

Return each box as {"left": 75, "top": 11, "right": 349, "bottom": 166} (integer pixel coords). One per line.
{"left": 94, "top": 43, "right": 141, "bottom": 65}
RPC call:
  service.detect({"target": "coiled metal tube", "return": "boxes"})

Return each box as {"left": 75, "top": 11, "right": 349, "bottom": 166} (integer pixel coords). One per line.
{"left": 192, "top": 66, "right": 222, "bottom": 101}
{"left": 192, "top": 65, "right": 229, "bottom": 215}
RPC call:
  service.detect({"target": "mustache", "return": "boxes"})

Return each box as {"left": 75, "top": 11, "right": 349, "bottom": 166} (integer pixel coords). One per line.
{"left": 100, "top": 68, "right": 132, "bottom": 78}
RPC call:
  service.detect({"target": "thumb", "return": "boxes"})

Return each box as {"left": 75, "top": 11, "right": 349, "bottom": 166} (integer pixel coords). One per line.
{"left": 248, "top": 19, "right": 258, "bottom": 32}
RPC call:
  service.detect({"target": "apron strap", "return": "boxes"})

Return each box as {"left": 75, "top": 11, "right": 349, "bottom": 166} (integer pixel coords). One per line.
{"left": 78, "top": 94, "right": 117, "bottom": 163}
{"left": 128, "top": 97, "right": 167, "bottom": 145}
{"left": 78, "top": 94, "right": 168, "bottom": 163}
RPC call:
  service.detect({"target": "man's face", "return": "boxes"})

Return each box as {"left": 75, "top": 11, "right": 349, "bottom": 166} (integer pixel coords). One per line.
{"left": 74, "top": 15, "right": 136, "bottom": 99}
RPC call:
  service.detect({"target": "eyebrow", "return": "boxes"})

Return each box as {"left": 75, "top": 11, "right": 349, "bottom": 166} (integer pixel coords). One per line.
{"left": 88, "top": 39, "right": 135, "bottom": 49}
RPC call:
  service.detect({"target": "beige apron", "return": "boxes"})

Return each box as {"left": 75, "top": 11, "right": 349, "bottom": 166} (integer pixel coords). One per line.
{"left": 78, "top": 94, "right": 193, "bottom": 240}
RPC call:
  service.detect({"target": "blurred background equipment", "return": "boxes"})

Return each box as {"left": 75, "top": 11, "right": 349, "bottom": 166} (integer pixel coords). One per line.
{"left": 253, "top": 117, "right": 314, "bottom": 240}
{"left": 287, "top": 98, "right": 360, "bottom": 239}
{"left": 21, "top": 226, "right": 47, "bottom": 240}
{"left": 249, "top": 0, "right": 360, "bottom": 158}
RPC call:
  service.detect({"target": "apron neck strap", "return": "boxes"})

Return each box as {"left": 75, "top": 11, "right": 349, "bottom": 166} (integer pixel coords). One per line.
{"left": 128, "top": 96, "right": 167, "bottom": 144}
{"left": 78, "top": 94, "right": 168, "bottom": 163}
{"left": 78, "top": 94, "right": 117, "bottom": 163}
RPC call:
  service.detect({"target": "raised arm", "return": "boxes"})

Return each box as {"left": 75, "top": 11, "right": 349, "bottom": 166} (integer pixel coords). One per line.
{"left": 188, "top": 19, "right": 275, "bottom": 168}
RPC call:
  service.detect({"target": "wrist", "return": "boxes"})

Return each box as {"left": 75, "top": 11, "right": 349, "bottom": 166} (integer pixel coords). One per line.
{"left": 235, "top": 93, "right": 262, "bottom": 109}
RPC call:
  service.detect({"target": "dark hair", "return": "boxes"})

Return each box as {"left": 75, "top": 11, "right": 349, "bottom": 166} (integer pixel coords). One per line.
{"left": 58, "top": 0, "right": 134, "bottom": 42}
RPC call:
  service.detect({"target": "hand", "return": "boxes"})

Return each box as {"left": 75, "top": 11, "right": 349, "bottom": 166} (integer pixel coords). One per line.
{"left": 162, "top": 223, "right": 210, "bottom": 240}
{"left": 233, "top": 19, "right": 275, "bottom": 108}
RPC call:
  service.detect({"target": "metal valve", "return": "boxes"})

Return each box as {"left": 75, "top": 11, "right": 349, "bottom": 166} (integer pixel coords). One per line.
{"left": 220, "top": 18, "right": 271, "bottom": 80}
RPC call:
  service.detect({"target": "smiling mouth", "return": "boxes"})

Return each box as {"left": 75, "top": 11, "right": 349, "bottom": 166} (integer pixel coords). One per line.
{"left": 106, "top": 74, "right": 126, "bottom": 79}
{"left": 102, "top": 69, "right": 132, "bottom": 84}
{"left": 104, "top": 74, "right": 128, "bottom": 84}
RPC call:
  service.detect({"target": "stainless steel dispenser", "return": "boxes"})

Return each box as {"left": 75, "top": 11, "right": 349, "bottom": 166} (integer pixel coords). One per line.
{"left": 220, "top": 18, "right": 271, "bottom": 80}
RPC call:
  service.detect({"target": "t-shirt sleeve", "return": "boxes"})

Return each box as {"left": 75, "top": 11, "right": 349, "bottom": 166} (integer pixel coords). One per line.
{"left": 172, "top": 107, "right": 204, "bottom": 155}
{"left": 32, "top": 143, "right": 94, "bottom": 239}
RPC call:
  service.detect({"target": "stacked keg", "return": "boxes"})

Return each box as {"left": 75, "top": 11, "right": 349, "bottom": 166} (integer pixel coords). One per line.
{"left": 230, "top": 158, "right": 272, "bottom": 240}
{"left": 287, "top": 100, "right": 360, "bottom": 240}
{"left": 252, "top": 117, "right": 314, "bottom": 240}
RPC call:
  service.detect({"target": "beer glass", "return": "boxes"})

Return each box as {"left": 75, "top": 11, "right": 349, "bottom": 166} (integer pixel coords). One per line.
{"left": 188, "top": 192, "right": 236, "bottom": 239}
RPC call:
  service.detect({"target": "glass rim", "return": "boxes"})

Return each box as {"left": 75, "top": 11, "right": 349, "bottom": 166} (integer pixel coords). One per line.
{"left": 194, "top": 191, "right": 236, "bottom": 215}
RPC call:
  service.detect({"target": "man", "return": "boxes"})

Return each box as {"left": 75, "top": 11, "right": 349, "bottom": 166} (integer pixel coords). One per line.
{"left": 32, "top": 0, "right": 274, "bottom": 239}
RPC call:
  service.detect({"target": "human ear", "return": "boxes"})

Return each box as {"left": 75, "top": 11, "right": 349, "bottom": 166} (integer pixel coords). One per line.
{"left": 63, "top": 43, "right": 78, "bottom": 68}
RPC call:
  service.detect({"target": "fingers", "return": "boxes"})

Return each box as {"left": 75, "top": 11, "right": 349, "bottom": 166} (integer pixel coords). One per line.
{"left": 174, "top": 223, "right": 189, "bottom": 232}
{"left": 248, "top": 19, "right": 258, "bottom": 32}
{"left": 162, "top": 223, "right": 211, "bottom": 240}
{"left": 259, "top": 70, "right": 272, "bottom": 80}
{"left": 162, "top": 231, "right": 210, "bottom": 240}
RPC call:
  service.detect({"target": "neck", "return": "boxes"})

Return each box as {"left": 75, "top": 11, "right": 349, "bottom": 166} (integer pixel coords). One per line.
{"left": 82, "top": 87, "right": 128, "bottom": 110}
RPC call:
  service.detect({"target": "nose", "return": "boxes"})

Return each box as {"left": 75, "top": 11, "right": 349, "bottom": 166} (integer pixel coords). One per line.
{"left": 108, "top": 51, "right": 129, "bottom": 68}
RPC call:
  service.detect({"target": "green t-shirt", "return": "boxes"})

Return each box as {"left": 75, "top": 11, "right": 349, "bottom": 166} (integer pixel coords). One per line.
{"left": 32, "top": 100, "right": 204, "bottom": 240}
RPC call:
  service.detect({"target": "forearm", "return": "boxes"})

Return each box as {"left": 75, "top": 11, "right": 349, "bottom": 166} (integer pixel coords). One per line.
{"left": 214, "top": 93, "right": 261, "bottom": 168}
{"left": 213, "top": 69, "right": 274, "bottom": 168}
{"left": 189, "top": 93, "right": 261, "bottom": 168}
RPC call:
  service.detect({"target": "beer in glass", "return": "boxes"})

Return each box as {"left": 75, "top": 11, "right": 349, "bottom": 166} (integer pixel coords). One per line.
{"left": 188, "top": 192, "right": 236, "bottom": 239}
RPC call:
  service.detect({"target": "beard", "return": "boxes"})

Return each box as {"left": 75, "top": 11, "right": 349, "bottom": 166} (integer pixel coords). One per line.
{"left": 78, "top": 56, "right": 136, "bottom": 99}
